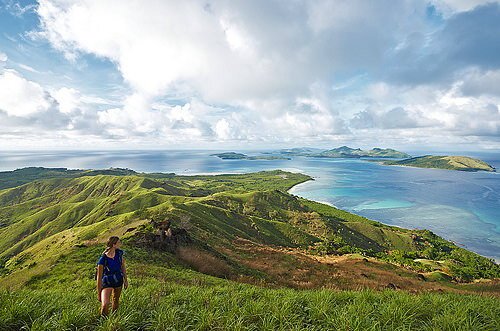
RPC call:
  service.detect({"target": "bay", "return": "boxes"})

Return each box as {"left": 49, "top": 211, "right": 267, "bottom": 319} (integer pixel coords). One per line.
{"left": 0, "top": 149, "right": 498, "bottom": 261}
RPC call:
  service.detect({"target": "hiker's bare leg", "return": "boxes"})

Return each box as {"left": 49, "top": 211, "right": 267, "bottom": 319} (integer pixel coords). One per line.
{"left": 100, "top": 287, "right": 113, "bottom": 316}
{"left": 111, "top": 286, "right": 122, "bottom": 312}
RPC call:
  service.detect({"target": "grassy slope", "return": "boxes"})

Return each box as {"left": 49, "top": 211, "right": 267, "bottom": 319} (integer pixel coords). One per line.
{"left": 1, "top": 246, "right": 499, "bottom": 330}
{"left": 0, "top": 167, "right": 147, "bottom": 190}
{"left": 384, "top": 155, "right": 495, "bottom": 172}
{"left": 1, "top": 169, "right": 498, "bottom": 286}
{"left": 0, "top": 168, "right": 499, "bottom": 329}
{"left": 0, "top": 171, "right": 308, "bottom": 281}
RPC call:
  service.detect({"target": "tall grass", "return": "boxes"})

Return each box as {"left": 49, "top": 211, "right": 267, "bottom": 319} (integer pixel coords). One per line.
{"left": 1, "top": 277, "right": 498, "bottom": 330}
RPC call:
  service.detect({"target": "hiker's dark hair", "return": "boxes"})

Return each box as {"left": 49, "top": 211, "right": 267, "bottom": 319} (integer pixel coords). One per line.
{"left": 103, "top": 236, "right": 120, "bottom": 254}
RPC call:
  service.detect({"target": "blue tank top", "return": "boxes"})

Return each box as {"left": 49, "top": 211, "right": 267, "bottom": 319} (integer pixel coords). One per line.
{"left": 97, "top": 249, "right": 123, "bottom": 275}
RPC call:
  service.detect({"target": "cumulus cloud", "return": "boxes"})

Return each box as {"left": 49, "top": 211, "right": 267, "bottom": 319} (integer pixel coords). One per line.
{"left": 37, "top": 0, "right": 400, "bottom": 144}
{"left": 435, "top": 95, "right": 500, "bottom": 137}
{"left": 432, "top": 0, "right": 499, "bottom": 14}
{"left": 52, "top": 87, "right": 81, "bottom": 114}
{"left": 0, "top": 0, "right": 496, "bottom": 149}
{"left": 35, "top": 1, "right": 427, "bottom": 101}
{"left": 386, "top": 3, "right": 500, "bottom": 86}
{"left": 453, "top": 104, "right": 500, "bottom": 136}
{"left": 276, "top": 96, "right": 348, "bottom": 136}
{"left": 0, "top": 70, "right": 73, "bottom": 140}
{"left": 0, "top": 69, "right": 53, "bottom": 117}
{"left": 96, "top": 96, "right": 216, "bottom": 141}
{"left": 349, "top": 79, "right": 500, "bottom": 144}
{"left": 350, "top": 107, "right": 435, "bottom": 129}
{"left": 0, "top": 67, "right": 111, "bottom": 140}
{"left": 214, "top": 118, "right": 232, "bottom": 140}
{"left": 459, "top": 69, "right": 500, "bottom": 97}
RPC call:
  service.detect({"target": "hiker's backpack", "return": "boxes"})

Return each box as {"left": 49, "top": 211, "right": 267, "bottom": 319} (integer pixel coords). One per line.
{"left": 94, "top": 250, "right": 123, "bottom": 280}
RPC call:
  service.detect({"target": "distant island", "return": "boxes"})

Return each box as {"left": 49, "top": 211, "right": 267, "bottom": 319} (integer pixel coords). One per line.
{"left": 383, "top": 155, "right": 496, "bottom": 172}
{"left": 272, "top": 147, "right": 325, "bottom": 156}
{"left": 214, "top": 146, "right": 411, "bottom": 160}
{"left": 212, "top": 152, "right": 290, "bottom": 160}
{"left": 276, "top": 146, "right": 411, "bottom": 158}
{"left": 212, "top": 149, "right": 495, "bottom": 173}
{"left": 310, "top": 146, "right": 411, "bottom": 158}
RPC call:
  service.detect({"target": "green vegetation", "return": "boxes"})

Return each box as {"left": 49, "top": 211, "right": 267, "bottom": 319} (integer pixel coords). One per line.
{"left": 0, "top": 167, "right": 160, "bottom": 190}
{"left": 273, "top": 147, "right": 323, "bottom": 156}
{"left": 2, "top": 275, "right": 499, "bottom": 330}
{"left": 0, "top": 167, "right": 498, "bottom": 329}
{"left": 1, "top": 240, "right": 499, "bottom": 330}
{"left": 277, "top": 146, "right": 411, "bottom": 159}
{"left": 383, "top": 155, "right": 495, "bottom": 172}
{"left": 364, "top": 147, "right": 412, "bottom": 158}
{"left": 211, "top": 152, "right": 290, "bottom": 160}
{"left": 317, "top": 146, "right": 411, "bottom": 159}
{"left": 0, "top": 168, "right": 498, "bottom": 285}
{"left": 213, "top": 146, "right": 411, "bottom": 160}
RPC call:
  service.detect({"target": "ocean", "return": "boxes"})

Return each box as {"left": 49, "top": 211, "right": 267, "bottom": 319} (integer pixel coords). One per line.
{"left": 0, "top": 149, "right": 498, "bottom": 261}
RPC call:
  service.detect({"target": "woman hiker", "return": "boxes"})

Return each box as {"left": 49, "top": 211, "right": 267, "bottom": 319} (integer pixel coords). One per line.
{"left": 96, "top": 236, "right": 129, "bottom": 316}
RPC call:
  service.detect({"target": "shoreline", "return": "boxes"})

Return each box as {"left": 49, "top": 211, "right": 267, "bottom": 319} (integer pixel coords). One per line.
{"left": 286, "top": 177, "right": 500, "bottom": 263}
{"left": 2, "top": 166, "right": 498, "bottom": 263}
{"left": 288, "top": 180, "right": 409, "bottom": 232}
{"left": 376, "top": 161, "right": 496, "bottom": 173}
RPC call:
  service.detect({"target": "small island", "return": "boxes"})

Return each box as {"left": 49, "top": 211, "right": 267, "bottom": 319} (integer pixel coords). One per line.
{"left": 313, "top": 146, "right": 411, "bottom": 159}
{"left": 212, "top": 152, "right": 290, "bottom": 160}
{"left": 212, "top": 149, "right": 496, "bottom": 173}
{"left": 383, "top": 155, "right": 496, "bottom": 172}
{"left": 275, "top": 146, "right": 411, "bottom": 159}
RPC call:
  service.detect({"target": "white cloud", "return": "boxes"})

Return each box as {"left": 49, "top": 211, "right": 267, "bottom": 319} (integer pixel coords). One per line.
{"left": 214, "top": 118, "right": 232, "bottom": 140}
{"left": 97, "top": 93, "right": 154, "bottom": 133}
{"left": 0, "top": 52, "right": 7, "bottom": 62}
{"left": 432, "top": 0, "right": 499, "bottom": 15}
{"left": 219, "top": 16, "right": 256, "bottom": 56}
{"left": 35, "top": 1, "right": 427, "bottom": 102}
{"left": 0, "top": 70, "right": 53, "bottom": 117}
{"left": 348, "top": 79, "right": 500, "bottom": 143}
{"left": 18, "top": 63, "right": 40, "bottom": 73}
{"left": 52, "top": 87, "right": 81, "bottom": 114}
{"left": 287, "top": 98, "right": 347, "bottom": 135}
{"left": 459, "top": 69, "right": 500, "bottom": 97}
{"left": 0, "top": 68, "right": 108, "bottom": 137}
{"left": 351, "top": 106, "right": 436, "bottom": 130}
{"left": 37, "top": 0, "right": 215, "bottom": 95}
{"left": 0, "top": 0, "right": 493, "bottom": 149}
{"left": 97, "top": 96, "right": 215, "bottom": 140}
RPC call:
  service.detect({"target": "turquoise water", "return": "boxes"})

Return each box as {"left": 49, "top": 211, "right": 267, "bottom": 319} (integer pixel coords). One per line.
{"left": 352, "top": 199, "right": 414, "bottom": 211}
{"left": 0, "top": 150, "right": 498, "bottom": 261}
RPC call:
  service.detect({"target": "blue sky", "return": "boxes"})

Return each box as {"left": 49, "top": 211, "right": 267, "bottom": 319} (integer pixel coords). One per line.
{"left": 0, "top": 0, "right": 499, "bottom": 151}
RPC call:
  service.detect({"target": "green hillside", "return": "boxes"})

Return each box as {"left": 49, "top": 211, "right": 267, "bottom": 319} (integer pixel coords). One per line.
{"left": 318, "top": 146, "right": 411, "bottom": 159}
{"left": 1, "top": 168, "right": 497, "bottom": 286}
{"left": 275, "top": 146, "right": 411, "bottom": 159}
{"left": 384, "top": 155, "right": 495, "bottom": 172}
{"left": 0, "top": 168, "right": 498, "bottom": 329}
{"left": 0, "top": 167, "right": 147, "bottom": 190}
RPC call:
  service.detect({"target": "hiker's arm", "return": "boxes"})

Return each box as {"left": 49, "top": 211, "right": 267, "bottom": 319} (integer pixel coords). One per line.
{"left": 96, "top": 265, "right": 103, "bottom": 301}
{"left": 122, "top": 258, "right": 128, "bottom": 289}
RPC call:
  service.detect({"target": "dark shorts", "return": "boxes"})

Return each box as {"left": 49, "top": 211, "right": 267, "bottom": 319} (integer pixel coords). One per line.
{"left": 102, "top": 273, "right": 123, "bottom": 288}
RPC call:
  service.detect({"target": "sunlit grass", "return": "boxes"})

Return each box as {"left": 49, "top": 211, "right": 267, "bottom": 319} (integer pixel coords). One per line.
{"left": 1, "top": 276, "right": 499, "bottom": 330}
